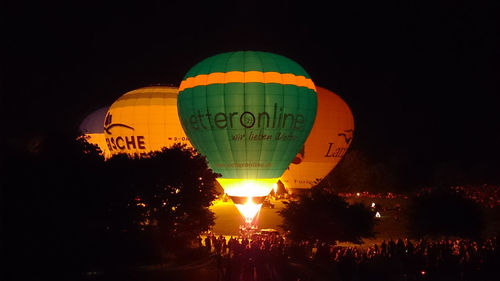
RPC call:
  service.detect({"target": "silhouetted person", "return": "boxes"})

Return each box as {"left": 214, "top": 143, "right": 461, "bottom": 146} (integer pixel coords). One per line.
{"left": 205, "top": 236, "right": 212, "bottom": 253}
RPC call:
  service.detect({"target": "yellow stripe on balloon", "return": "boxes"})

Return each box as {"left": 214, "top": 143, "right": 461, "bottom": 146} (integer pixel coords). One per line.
{"left": 179, "top": 71, "right": 316, "bottom": 92}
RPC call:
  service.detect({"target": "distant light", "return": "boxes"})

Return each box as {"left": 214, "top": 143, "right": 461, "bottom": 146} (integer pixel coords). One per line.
{"left": 356, "top": 192, "right": 360, "bottom": 197}
{"left": 375, "top": 212, "right": 381, "bottom": 218}
{"left": 421, "top": 270, "right": 426, "bottom": 275}
{"left": 371, "top": 202, "right": 376, "bottom": 208}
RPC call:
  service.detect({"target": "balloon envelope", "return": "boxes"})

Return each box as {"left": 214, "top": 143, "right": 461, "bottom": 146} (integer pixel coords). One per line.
{"left": 177, "top": 51, "right": 317, "bottom": 199}
{"left": 79, "top": 106, "right": 110, "bottom": 158}
{"left": 104, "top": 86, "right": 191, "bottom": 158}
{"left": 280, "top": 86, "right": 354, "bottom": 190}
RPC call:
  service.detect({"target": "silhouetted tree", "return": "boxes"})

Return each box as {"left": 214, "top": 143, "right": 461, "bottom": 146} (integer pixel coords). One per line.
{"left": 104, "top": 144, "right": 219, "bottom": 255}
{"left": 3, "top": 129, "right": 109, "bottom": 277}
{"left": 279, "top": 186, "right": 377, "bottom": 244}
{"left": 3, "top": 130, "right": 219, "bottom": 278}
{"left": 406, "top": 188, "right": 486, "bottom": 239}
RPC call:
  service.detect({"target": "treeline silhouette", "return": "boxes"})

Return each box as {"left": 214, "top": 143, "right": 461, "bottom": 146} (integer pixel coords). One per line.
{"left": 3, "top": 130, "right": 219, "bottom": 280}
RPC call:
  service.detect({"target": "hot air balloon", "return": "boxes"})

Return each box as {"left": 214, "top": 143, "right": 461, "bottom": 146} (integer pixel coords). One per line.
{"left": 104, "top": 85, "right": 192, "bottom": 158}
{"left": 177, "top": 51, "right": 317, "bottom": 223}
{"left": 280, "top": 86, "right": 354, "bottom": 193}
{"left": 79, "top": 106, "right": 111, "bottom": 158}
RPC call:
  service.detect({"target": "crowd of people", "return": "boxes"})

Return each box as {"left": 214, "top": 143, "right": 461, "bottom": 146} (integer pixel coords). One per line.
{"left": 199, "top": 233, "right": 499, "bottom": 281}
{"left": 199, "top": 233, "right": 289, "bottom": 281}
{"left": 199, "top": 185, "right": 499, "bottom": 280}
{"left": 450, "top": 185, "right": 500, "bottom": 209}
{"left": 415, "top": 185, "right": 500, "bottom": 209}
{"left": 338, "top": 191, "right": 408, "bottom": 200}
{"left": 306, "top": 237, "right": 499, "bottom": 281}
{"left": 337, "top": 185, "right": 500, "bottom": 209}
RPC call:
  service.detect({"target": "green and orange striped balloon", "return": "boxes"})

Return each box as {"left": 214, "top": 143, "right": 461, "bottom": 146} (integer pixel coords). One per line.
{"left": 177, "top": 51, "right": 317, "bottom": 191}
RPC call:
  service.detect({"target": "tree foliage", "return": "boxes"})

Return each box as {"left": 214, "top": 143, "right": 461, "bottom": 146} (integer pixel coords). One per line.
{"left": 406, "top": 188, "right": 486, "bottom": 239}
{"left": 3, "top": 130, "right": 219, "bottom": 276}
{"left": 279, "top": 186, "right": 377, "bottom": 244}
{"left": 104, "top": 144, "right": 219, "bottom": 252}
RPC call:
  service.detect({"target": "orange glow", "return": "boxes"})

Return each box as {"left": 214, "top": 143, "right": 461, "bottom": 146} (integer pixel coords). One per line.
{"left": 234, "top": 197, "right": 262, "bottom": 224}
{"left": 179, "top": 71, "right": 316, "bottom": 92}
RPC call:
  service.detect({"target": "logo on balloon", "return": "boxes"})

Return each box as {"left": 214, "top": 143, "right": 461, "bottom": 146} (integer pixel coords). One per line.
{"left": 104, "top": 113, "right": 146, "bottom": 152}
{"left": 324, "top": 130, "right": 353, "bottom": 158}
{"left": 338, "top": 129, "right": 354, "bottom": 144}
{"left": 103, "top": 113, "right": 135, "bottom": 134}
{"left": 182, "top": 103, "right": 305, "bottom": 133}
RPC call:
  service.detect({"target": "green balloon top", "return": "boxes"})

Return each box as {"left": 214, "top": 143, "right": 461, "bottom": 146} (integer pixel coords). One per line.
{"left": 183, "top": 51, "right": 311, "bottom": 80}
{"left": 177, "top": 51, "right": 317, "bottom": 180}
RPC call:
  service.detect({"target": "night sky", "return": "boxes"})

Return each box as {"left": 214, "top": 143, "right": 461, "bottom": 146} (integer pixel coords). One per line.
{"left": 4, "top": 1, "right": 500, "bottom": 185}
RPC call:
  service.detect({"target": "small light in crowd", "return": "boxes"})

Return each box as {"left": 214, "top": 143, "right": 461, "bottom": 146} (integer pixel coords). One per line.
{"left": 421, "top": 270, "right": 426, "bottom": 275}
{"left": 356, "top": 192, "right": 360, "bottom": 197}
{"left": 371, "top": 202, "right": 376, "bottom": 208}
{"left": 375, "top": 212, "right": 381, "bottom": 218}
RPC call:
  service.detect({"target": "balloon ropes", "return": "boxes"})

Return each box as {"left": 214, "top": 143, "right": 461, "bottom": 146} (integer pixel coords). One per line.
{"left": 280, "top": 86, "right": 354, "bottom": 192}
{"left": 177, "top": 51, "right": 317, "bottom": 222}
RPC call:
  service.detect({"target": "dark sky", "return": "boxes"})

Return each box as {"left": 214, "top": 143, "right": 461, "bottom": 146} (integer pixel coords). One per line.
{"left": 3, "top": 0, "right": 500, "bottom": 184}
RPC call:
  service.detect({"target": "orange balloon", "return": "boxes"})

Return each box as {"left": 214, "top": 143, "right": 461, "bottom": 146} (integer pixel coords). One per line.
{"left": 280, "top": 86, "right": 354, "bottom": 190}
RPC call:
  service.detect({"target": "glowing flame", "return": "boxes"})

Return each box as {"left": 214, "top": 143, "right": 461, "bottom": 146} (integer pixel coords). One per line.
{"left": 216, "top": 178, "right": 278, "bottom": 197}
{"left": 234, "top": 197, "right": 262, "bottom": 223}
{"left": 216, "top": 178, "right": 277, "bottom": 224}
{"left": 273, "top": 183, "right": 278, "bottom": 194}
